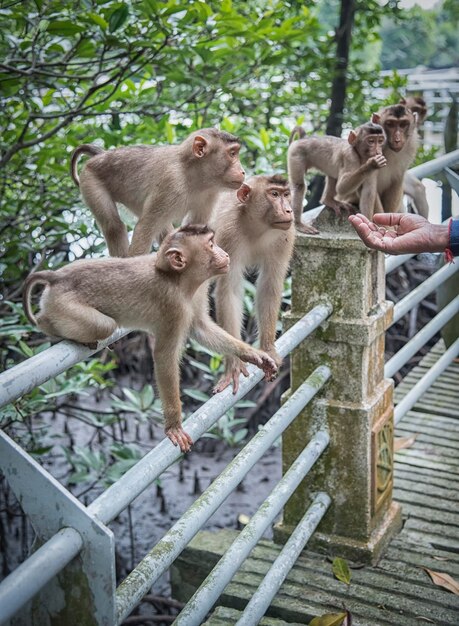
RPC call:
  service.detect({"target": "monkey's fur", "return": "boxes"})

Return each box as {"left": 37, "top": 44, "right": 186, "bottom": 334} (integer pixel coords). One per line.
{"left": 71, "top": 128, "right": 245, "bottom": 257}
{"left": 210, "top": 175, "right": 295, "bottom": 393}
{"left": 23, "top": 225, "right": 277, "bottom": 452}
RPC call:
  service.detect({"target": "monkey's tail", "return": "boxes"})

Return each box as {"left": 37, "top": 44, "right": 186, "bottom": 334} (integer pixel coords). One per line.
{"left": 70, "top": 144, "right": 104, "bottom": 187}
{"left": 289, "top": 126, "right": 307, "bottom": 145}
{"left": 22, "top": 271, "right": 55, "bottom": 326}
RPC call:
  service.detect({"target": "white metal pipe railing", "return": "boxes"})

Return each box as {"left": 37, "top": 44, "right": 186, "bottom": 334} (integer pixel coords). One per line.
{"left": 0, "top": 328, "right": 128, "bottom": 408}
{"left": 173, "top": 432, "right": 330, "bottom": 626}
{"left": 385, "top": 296, "right": 459, "bottom": 378}
{"left": 235, "top": 492, "right": 332, "bottom": 626}
{"left": 115, "top": 366, "right": 331, "bottom": 623}
{"left": 391, "top": 262, "right": 459, "bottom": 325}
{"left": 394, "top": 337, "right": 459, "bottom": 426}
{"left": 89, "top": 304, "right": 333, "bottom": 526}
{"left": 409, "top": 148, "right": 459, "bottom": 179}
{"left": 0, "top": 528, "right": 83, "bottom": 625}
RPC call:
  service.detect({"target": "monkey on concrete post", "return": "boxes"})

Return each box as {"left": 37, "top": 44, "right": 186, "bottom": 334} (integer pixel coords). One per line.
{"left": 288, "top": 123, "right": 386, "bottom": 228}
{"left": 372, "top": 104, "right": 419, "bottom": 214}
{"left": 210, "top": 175, "right": 295, "bottom": 393}
{"left": 399, "top": 96, "right": 430, "bottom": 219}
{"left": 335, "top": 122, "right": 387, "bottom": 217}
{"left": 71, "top": 129, "right": 245, "bottom": 257}
{"left": 23, "top": 225, "right": 277, "bottom": 452}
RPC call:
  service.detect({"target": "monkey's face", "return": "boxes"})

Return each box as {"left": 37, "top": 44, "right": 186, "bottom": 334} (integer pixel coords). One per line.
{"left": 205, "top": 234, "right": 230, "bottom": 276}
{"left": 266, "top": 186, "right": 294, "bottom": 230}
{"left": 374, "top": 107, "right": 416, "bottom": 153}
{"left": 362, "top": 133, "right": 386, "bottom": 159}
{"left": 212, "top": 142, "right": 245, "bottom": 189}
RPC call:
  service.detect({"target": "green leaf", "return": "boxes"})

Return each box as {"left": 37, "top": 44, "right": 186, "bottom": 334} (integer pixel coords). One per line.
{"left": 309, "top": 613, "right": 347, "bottom": 626}
{"left": 332, "top": 557, "right": 352, "bottom": 585}
{"left": 109, "top": 4, "right": 129, "bottom": 32}
{"left": 183, "top": 388, "right": 210, "bottom": 402}
{"left": 47, "top": 21, "right": 85, "bottom": 36}
{"left": 18, "top": 340, "right": 33, "bottom": 357}
{"left": 88, "top": 12, "right": 109, "bottom": 30}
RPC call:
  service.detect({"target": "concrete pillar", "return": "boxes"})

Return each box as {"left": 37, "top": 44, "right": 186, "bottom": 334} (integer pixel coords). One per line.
{"left": 275, "top": 210, "right": 402, "bottom": 564}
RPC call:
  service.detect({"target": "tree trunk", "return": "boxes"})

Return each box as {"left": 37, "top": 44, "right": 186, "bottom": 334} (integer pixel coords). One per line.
{"left": 325, "top": 0, "right": 356, "bottom": 137}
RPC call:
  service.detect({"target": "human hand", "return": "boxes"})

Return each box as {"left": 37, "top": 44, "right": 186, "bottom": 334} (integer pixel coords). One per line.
{"left": 349, "top": 213, "right": 449, "bottom": 255}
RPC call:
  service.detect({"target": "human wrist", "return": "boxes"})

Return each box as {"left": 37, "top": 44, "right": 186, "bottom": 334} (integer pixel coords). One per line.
{"left": 429, "top": 223, "right": 450, "bottom": 253}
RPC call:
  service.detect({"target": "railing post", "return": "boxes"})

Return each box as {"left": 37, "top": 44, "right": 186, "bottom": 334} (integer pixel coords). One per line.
{"left": 275, "top": 210, "right": 402, "bottom": 564}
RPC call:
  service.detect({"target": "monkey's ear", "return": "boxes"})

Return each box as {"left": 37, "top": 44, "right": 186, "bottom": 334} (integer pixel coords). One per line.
{"left": 371, "top": 113, "right": 381, "bottom": 124}
{"left": 165, "top": 248, "right": 187, "bottom": 272}
{"left": 348, "top": 130, "right": 357, "bottom": 145}
{"left": 192, "top": 136, "right": 209, "bottom": 158}
{"left": 236, "top": 183, "right": 251, "bottom": 204}
{"left": 412, "top": 111, "right": 418, "bottom": 125}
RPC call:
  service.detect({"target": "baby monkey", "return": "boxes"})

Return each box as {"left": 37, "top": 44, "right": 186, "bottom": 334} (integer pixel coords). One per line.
{"left": 23, "top": 226, "right": 278, "bottom": 452}
{"left": 335, "top": 122, "right": 387, "bottom": 217}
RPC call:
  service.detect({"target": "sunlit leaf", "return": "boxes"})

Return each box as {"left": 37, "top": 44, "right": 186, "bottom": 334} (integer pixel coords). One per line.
{"left": 332, "top": 557, "right": 351, "bottom": 585}
{"left": 309, "top": 613, "right": 347, "bottom": 626}
{"left": 109, "top": 4, "right": 129, "bottom": 32}
{"left": 424, "top": 568, "right": 459, "bottom": 595}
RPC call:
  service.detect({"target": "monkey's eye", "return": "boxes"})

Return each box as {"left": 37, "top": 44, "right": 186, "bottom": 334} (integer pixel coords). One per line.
{"left": 229, "top": 149, "right": 237, "bottom": 158}
{"left": 271, "top": 190, "right": 279, "bottom": 197}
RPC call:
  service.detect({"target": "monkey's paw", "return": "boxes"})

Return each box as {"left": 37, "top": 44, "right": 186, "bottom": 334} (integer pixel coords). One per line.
{"left": 296, "top": 221, "right": 319, "bottom": 235}
{"left": 213, "top": 363, "right": 250, "bottom": 395}
{"left": 166, "top": 426, "right": 193, "bottom": 453}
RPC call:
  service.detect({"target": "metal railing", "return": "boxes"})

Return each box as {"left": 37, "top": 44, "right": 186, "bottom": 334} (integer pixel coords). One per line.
{"left": 0, "top": 304, "right": 333, "bottom": 625}
{"left": 383, "top": 148, "right": 459, "bottom": 425}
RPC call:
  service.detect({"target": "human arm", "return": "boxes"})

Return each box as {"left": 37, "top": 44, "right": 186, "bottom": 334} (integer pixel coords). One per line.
{"left": 348, "top": 213, "right": 452, "bottom": 255}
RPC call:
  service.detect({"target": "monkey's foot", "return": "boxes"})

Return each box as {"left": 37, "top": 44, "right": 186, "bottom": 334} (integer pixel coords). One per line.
{"left": 244, "top": 352, "right": 278, "bottom": 382}
{"left": 166, "top": 426, "right": 193, "bottom": 453}
{"left": 213, "top": 363, "right": 250, "bottom": 395}
{"left": 82, "top": 341, "right": 98, "bottom": 350}
{"left": 324, "top": 200, "right": 356, "bottom": 216}
{"left": 296, "top": 221, "right": 319, "bottom": 235}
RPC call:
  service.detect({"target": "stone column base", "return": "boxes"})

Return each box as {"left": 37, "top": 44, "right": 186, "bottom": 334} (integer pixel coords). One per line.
{"left": 273, "top": 501, "right": 402, "bottom": 565}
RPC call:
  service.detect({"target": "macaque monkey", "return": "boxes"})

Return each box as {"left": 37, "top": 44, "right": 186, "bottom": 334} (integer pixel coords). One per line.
{"left": 23, "top": 225, "right": 277, "bottom": 452}
{"left": 71, "top": 129, "right": 245, "bottom": 257}
{"left": 288, "top": 123, "right": 386, "bottom": 229}
{"left": 335, "top": 122, "right": 387, "bottom": 217}
{"left": 400, "top": 96, "right": 430, "bottom": 219}
{"left": 210, "top": 175, "right": 295, "bottom": 393}
{"left": 372, "top": 104, "right": 419, "bottom": 214}
{"left": 400, "top": 96, "right": 427, "bottom": 125}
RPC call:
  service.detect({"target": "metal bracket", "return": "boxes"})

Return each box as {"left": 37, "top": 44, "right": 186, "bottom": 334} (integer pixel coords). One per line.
{"left": 0, "top": 431, "right": 115, "bottom": 626}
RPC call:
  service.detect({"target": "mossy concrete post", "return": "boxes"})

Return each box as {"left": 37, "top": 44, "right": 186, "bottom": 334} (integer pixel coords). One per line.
{"left": 275, "top": 210, "right": 402, "bottom": 564}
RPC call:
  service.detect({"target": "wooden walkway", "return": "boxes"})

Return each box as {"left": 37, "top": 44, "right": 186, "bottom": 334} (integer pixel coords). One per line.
{"left": 172, "top": 341, "right": 459, "bottom": 625}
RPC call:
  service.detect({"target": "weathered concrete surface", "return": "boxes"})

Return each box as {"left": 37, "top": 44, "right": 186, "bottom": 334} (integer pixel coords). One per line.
{"left": 278, "top": 220, "right": 401, "bottom": 563}
{"left": 172, "top": 342, "right": 459, "bottom": 625}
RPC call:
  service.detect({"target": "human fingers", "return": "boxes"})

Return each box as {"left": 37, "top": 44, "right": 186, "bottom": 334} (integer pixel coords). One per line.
{"left": 372, "top": 213, "right": 403, "bottom": 227}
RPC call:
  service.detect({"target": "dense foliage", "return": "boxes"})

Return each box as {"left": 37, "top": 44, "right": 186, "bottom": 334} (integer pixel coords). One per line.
{"left": 0, "top": 0, "right": 421, "bottom": 467}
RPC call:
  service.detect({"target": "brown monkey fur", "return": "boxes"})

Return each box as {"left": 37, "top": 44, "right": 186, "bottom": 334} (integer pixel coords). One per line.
{"left": 71, "top": 129, "right": 245, "bottom": 257}
{"left": 210, "top": 175, "right": 295, "bottom": 393}
{"left": 288, "top": 122, "right": 386, "bottom": 228}
{"left": 400, "top": 96, "right": 430, "bottom": 218}
{"left": 335, "top": 122, "right": 387, "bottom": 217}
{"left": 23, "top": 225, "right": 277, "bottom": 452}
{"left": 372, "top": 104, "right": 419, "bottom": 214}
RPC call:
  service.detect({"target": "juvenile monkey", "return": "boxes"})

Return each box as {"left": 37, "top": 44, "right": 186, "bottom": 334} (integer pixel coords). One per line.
{"left": 288, "top": 123, "right": 386, "bottom": 228}
{"left": 400, "top": 96, "right": 427, "bottom": 125}
{"left": 211, "top": 175, "right": 295, "bottom": 393}
{"left": 335, "top": 122, "right": 387, "bottom": 217}
{"left": 23, "top": 225, "right": 277, "bottom": 452}
{"left": 400, "top": 96, "right": 430, "bottom": 219}
{"left": 71, "top": 129, "right": 245, "bottom": 257}
{"left": 372, "top": 104, "right": 419, "bottom": 213}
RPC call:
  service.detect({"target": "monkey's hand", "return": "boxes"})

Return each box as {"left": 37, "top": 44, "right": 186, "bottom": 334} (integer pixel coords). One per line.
{"left": 241, "top": 350, "right": 278, "bottom": 382}
{"left": 324, "top": 199, "right": 356, "bottom": 217}
{"left": 213, "top": 356, "right": 249, "bottom": 395}
{"left": 165, "top": 425, "right": 193, "bottom": 453}
{"left": 368, "top": 154, "right": 387, "bottom": 169}
{"left": 296, "top": 220, "right": 319, "bottom": 235}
